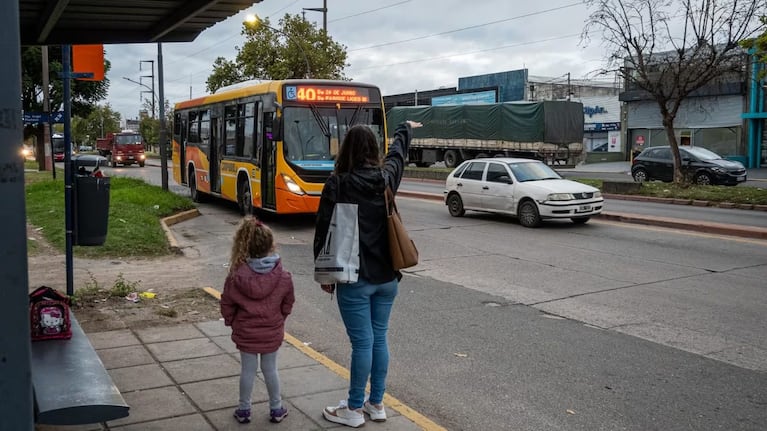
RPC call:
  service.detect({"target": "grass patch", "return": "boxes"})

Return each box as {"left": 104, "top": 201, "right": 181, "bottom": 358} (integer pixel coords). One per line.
{"left": 25, "top": 173, "right": 195, "bottom": 258}
{"left": 573, "top": 179, "right": 767, "bottom": 205}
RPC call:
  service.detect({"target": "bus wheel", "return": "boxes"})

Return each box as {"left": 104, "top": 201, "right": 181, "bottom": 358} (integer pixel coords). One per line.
{"left": 238, "top": 180, "right": 254, "bottom": 215}
{"left": 189, "top": 172, "right": 203, "bottom": 203}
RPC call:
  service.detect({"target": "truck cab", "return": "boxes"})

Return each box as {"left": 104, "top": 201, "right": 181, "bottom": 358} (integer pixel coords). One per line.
{"left": 96, "top": 131, "right": 147, "bottom": 167}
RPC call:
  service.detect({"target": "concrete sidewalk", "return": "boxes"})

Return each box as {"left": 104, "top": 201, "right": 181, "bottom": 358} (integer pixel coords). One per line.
{"left": 41, "top": 319, "right": 437, "bottom": 430}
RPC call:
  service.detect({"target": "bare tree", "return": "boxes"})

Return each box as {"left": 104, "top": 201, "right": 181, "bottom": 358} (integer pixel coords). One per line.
{"left": 584, "top": 0, "right": 764, "bottom": 183}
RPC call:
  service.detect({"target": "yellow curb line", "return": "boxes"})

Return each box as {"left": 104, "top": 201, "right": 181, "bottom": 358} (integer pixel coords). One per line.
{"left": 160, "top": 208, "right": 200, "bottom": 251}
{"left": 201, "top": 287, "right": 446, "bottom": 431}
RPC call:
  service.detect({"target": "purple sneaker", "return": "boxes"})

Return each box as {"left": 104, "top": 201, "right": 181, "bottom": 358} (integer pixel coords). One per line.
{"left": 270, "top": 406, "right": 288, "bottom": 423}
{"left": 233, "top": 408, "right": 251, "bottom": 424}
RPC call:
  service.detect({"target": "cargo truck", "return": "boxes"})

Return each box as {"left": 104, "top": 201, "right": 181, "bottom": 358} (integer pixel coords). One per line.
{"left": 386, "top": 101, "right": 584, "bottom": 168}
{"left": 96, "top": 131, "right": 147, "bottom": 167}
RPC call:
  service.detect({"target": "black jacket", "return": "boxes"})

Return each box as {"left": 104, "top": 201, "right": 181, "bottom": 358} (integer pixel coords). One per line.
{"left": 313, "top": 122, "right": 413, "bottom": 284}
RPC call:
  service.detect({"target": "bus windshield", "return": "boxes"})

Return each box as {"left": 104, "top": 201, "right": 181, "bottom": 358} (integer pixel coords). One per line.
{"left": 282, "top": 106, "right": 384, "bottom": 168}
{"left": 52, "top": 136, "right": 65, "bottom": 153}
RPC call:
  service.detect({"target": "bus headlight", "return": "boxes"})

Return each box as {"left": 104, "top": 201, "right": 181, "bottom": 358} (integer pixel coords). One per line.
{"left": 282, "top": 174, "right": 305, "bottom": 195}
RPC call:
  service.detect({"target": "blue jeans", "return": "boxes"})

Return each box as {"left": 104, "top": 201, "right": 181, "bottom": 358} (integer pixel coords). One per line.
{"left": 336, "top": 278, "right": 398, "bottom": 409}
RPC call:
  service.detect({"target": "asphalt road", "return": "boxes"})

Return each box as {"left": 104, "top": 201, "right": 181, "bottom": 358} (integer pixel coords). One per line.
{"left": 113, "top": 164, "right": 767, "bottom": 431}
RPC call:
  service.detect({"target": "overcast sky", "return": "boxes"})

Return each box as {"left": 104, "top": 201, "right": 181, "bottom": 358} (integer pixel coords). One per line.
{"left": 106, "top": 0, "right": 609, "bottom": 121}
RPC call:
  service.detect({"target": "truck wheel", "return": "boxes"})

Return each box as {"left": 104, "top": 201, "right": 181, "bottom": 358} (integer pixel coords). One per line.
{"left": 444, "top": 150, "right": 460, "bottom": 168}
{"left": 138, "top": 161, "right": 145, "bottom": 167}
{"left": 477, "top": 153, "right": 489, "bottom": 159}
{"left": 111, "top": 159, "right": 117, "bottom": 168}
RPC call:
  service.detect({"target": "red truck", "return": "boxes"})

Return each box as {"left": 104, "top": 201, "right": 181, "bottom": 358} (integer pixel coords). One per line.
{"left": 96, "top": 131, "right": 147, "bottom": 167}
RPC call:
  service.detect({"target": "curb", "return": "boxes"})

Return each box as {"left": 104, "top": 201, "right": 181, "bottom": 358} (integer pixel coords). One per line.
{"left": 160, "top": 208, "right": 200, "bottom": 252}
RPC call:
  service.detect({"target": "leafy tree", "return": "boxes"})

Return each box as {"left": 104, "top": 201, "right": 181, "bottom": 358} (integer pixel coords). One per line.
{"left": 84, "top": 104, "right": 121, "bottom": 142}
{"left": 741, "top": 16, "right": 767, "bottom": 78}
{"left": 206, "top": 14, "right": 348, "bottom": 93}
{"left": 584, "top": 0, "right": 764, "bottom": 183}
{"left": 21, "top": 46, "right": 111, "bottom": 167}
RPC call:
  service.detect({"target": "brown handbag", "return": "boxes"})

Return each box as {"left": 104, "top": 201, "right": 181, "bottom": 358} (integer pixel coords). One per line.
{"left": 385, "top": 186, "right": 418, "bottom": 270}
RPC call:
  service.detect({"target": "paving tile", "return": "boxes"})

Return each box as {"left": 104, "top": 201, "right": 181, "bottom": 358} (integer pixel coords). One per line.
{"left": 134, "top": 324, "right": 204, "bottom": 343}
{"left": 147, "top": 338, "right": 224, "bottom": 362}
{"left": 106, "top": 386, "right": 197, "bottom": 427}
{"left": 88, "top": 329, "right": 140, "bottom": 350}
{"left": 108, "top": 363, "right": 173, "bottom": 392}
{"left": 279, "top": 343, "right": 319, "bottom": 369}
{"left": 162, "top": 354, "right": 240, "bottom": 384}
{"left": 280, "top": 365, "right": 348, "bottom": 398}
{"left": 181, "top": 376, "right": 267, "bottom": 412}
{"left": 289, "top": 389, "right": 353, "bottom": 429}
{"left": 210, "top": 335, "right": 238, "bottom": 353}
{"left": 109, "top": 413, "right": 214, "bottom": 430}
{"left": 98, "top": 345, "right": 155, "bottom": 370}
{"left": 205, "top": 400, "right": 324, "bottom": 431}
{"left": 196, "top": 319, "right": 229, "bottom": 337}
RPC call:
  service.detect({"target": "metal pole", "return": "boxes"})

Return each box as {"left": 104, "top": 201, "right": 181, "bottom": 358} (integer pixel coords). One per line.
{"left": 323, "top": 0, "right": 327, "bottom": 33}
{"left": 62, "top": 45, "right": 75, "bottom": 297}
{"left": 158, "top": 43, "right": 169, "bottom": 190}
{"left": 0, "top": 1, "right": 34, "bottom": 428}
{"left": 43, "top": 46, "right": 55, "bottom": 178}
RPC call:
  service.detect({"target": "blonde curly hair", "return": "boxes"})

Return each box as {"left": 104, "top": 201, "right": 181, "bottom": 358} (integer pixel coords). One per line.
{"left": 229, "top": 216, "right": 274, "bottom": 273}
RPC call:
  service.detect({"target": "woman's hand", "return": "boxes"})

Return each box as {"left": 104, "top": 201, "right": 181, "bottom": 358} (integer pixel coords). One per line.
{"left": 406, "top": 120, "right": 423, "bottom": 129}
{"left": 320, "top": 284, "right": 335, "bottom": 294}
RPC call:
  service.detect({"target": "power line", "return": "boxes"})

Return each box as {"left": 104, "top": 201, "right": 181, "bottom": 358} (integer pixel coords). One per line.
{"left": 348, "top": 2, "right": 582, "bottom": 52}
{"left": 329, "top": 0, "right": 412, "bottom": 23}
{"left": 350, "top": 33, "right": 581, "bottom": 71}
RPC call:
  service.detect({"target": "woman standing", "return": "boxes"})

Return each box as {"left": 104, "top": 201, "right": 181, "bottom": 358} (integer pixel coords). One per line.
{"left": 314, "top": 120, "right": 422, "bottom": 428}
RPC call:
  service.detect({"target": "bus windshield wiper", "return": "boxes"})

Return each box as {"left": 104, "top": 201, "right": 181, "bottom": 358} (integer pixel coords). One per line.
{"left": 309, "top": 104, "right": 331, "bottom": 138}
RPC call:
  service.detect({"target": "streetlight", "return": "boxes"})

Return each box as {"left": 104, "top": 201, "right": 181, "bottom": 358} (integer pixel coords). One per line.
{"left": 123, "top": 76, "right": 156, "bottom": 118}
{"left": 303, "top": 0, "right": 327, "bottom": 33}
{"left": 244, "top": 14, "right": 311, "bottom": 79}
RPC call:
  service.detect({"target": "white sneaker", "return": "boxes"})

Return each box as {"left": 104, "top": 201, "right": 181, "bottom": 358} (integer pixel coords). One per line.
{"left": 363, "top": 400, "right": 387, "bottom": 422}
{"left": 323, "top": 400, "right": 365, "bottom": 428}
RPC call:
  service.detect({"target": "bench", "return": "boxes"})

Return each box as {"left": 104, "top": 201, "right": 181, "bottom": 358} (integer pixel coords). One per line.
{"left": 31, "top": 311, "right": 129, "bottom": 426}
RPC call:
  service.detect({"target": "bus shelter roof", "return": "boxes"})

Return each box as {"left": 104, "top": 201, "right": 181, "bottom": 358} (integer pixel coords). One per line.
{"left": 19, "top": 0, "right": 263, "bottom": 45}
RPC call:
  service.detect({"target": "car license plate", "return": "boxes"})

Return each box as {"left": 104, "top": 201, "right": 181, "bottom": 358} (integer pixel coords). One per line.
{"left": 737, "top": 175, "right": 745, "bottom": 181}
{"left": 578, "top": 205, "right": 592, "bottom": 212}
{"left": 127, "top": 155, "right": 134, "bottom": 159}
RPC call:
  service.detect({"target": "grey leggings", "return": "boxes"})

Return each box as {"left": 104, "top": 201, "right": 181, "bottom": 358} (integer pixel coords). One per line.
{"left": 239, "top": 350, "right": 282, "bottom": 411}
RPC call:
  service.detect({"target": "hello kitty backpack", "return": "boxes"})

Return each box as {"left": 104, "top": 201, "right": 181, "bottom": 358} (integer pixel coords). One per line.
{"left": 29, "top": 286, "right": 72, "bottom": 341}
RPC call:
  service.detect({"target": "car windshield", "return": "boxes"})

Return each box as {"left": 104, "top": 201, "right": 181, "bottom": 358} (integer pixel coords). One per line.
{"left": 507, "top": 161, "right": 562, "bottom": 182}
{"left": 282, "top": 106, "right": 384, "bottom": 168}
{"left": 683, "top": 147, "right": 721, "bottom": 161}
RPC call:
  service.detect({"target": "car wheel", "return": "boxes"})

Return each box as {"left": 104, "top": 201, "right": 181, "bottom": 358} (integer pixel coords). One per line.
{"left": 518, "top": 200, "right": 541, "bottom": 228}
{"left": 632, "top": 168, "right": 648, "bottom": 183}
{"left": 447, "top": 193, "right": 465, "bottom": 217}
{"left": 444, "top": 150, "right": 460, "bottom": 168}
{"left": 238, "top": 179, "right": 254, "bottom": 215}
{"left": 694, "top": 172, "right": 712, "bottom": 185}
{"left": 571, "top": 216, "right": 591, "bottom": 224}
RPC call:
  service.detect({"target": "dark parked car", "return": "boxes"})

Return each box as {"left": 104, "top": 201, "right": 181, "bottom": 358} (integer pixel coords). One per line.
{"left": 631, "top": 146, "right": 747, "bottom": 186}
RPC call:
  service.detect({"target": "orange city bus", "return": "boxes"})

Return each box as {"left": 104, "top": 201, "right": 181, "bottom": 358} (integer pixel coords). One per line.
{"left": 172, "top": 79, "right": 388, "bottom": 214}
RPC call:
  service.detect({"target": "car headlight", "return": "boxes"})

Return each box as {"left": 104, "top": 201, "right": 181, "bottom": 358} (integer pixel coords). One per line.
{"left": 711, "top": 167, "right": 727, "bottom": 174}
{"left": 282, "top": 174, "right": 305, "bottom": 195}
{"left": 547, "top": 193, "right": 575, "bottom": 201}
{"left": 593, "top": 191, "right": 602, "bottom": 198}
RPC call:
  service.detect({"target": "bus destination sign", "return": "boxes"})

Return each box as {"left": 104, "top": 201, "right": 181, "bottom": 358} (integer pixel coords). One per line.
{"left": 285, "top": 85, "right": 370, "bottom": 103}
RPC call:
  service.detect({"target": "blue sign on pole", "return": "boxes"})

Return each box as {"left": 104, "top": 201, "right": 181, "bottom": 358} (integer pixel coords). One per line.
{"left": 22, "top": 111, "right": 64, "bottom": 124}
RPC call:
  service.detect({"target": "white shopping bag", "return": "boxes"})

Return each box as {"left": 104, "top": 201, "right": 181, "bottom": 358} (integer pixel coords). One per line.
{"left": 314, "top": 202, "right": 360, "bottom": 284}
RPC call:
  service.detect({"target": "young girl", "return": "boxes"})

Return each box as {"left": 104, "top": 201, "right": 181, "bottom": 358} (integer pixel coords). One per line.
{"left": 221, "top": 216, "right": 295, "bottom": 424}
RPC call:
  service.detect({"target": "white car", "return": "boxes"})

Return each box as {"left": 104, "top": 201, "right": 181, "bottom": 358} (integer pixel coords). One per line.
{"left": 444, "top": 158, "right": 604, "bottom": 227}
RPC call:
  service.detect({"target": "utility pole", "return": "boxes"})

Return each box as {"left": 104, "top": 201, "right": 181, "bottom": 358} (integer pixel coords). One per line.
{"left": 140, "top": 60, "right": 155, "bottom": 118}
{"left": 567, "top": 72, "right": 571, "bottom": 101}
{"left": 303, "top": 0, "right": 327, "bottom": 33}
{"left": 157, "top": 43, "right": 168, "bottom": 191}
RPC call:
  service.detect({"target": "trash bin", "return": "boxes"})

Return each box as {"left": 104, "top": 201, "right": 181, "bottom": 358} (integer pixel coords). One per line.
{"left": 71, "top": 155, "right": 110, "bottom": 246}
